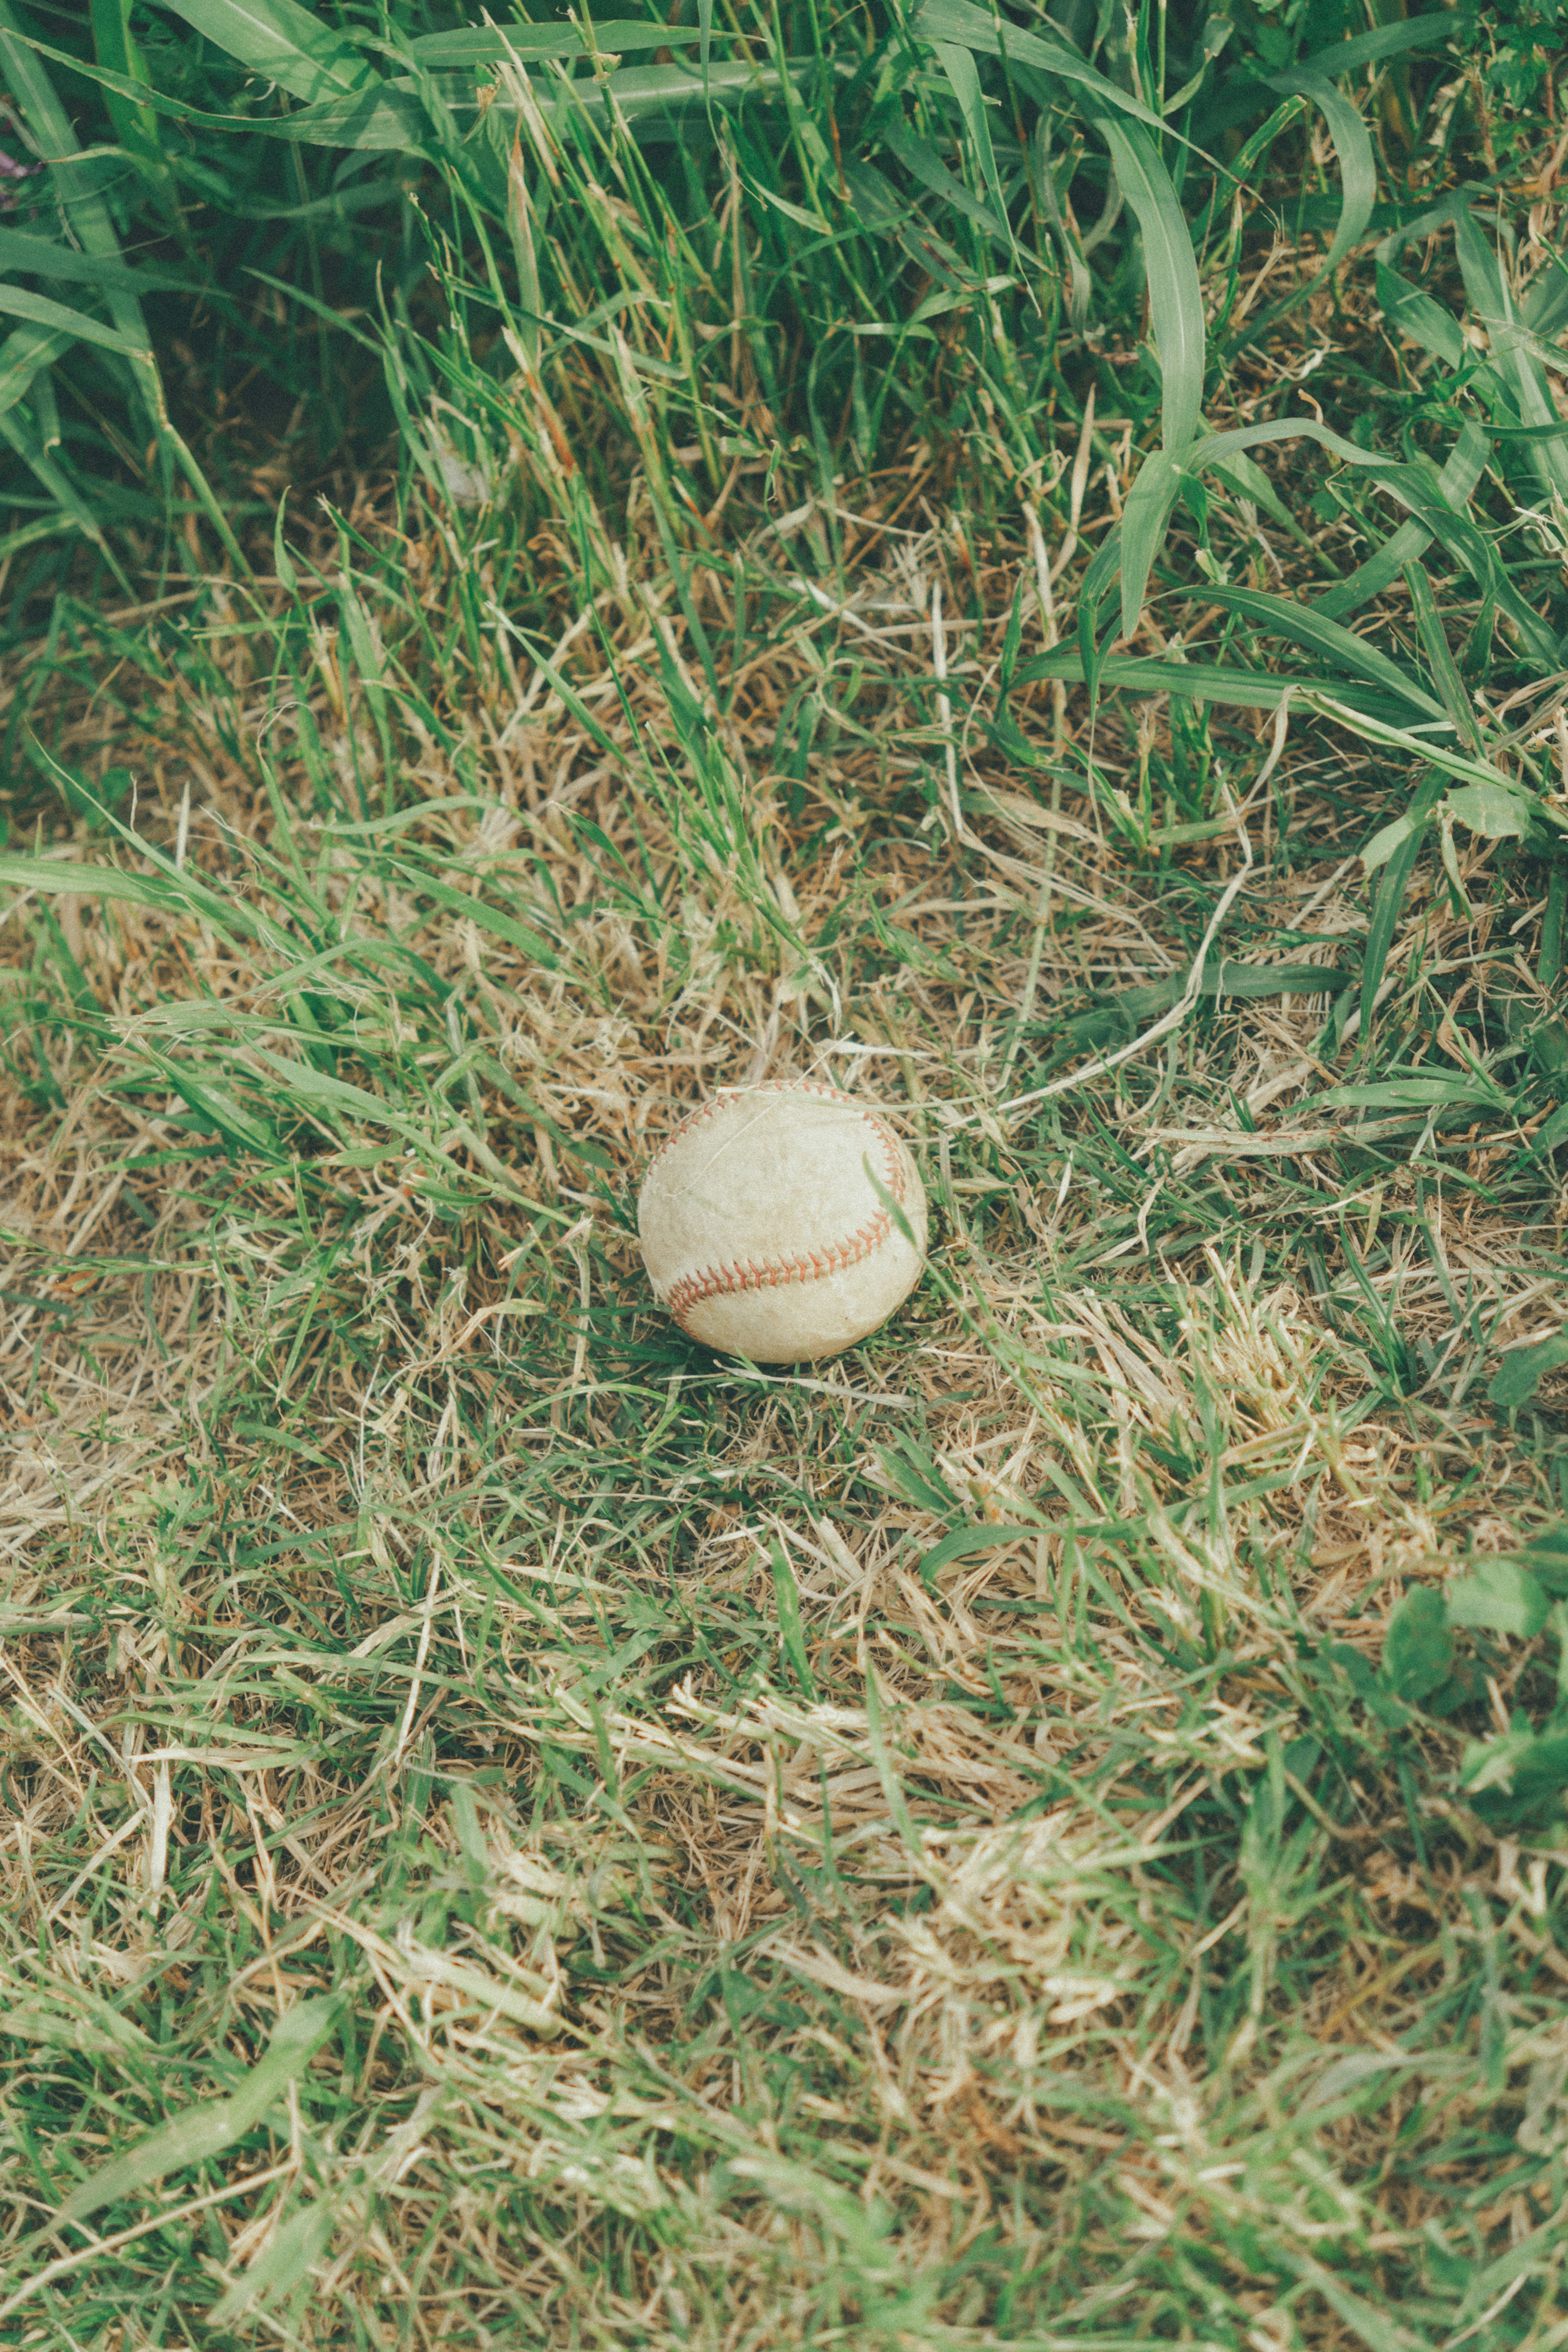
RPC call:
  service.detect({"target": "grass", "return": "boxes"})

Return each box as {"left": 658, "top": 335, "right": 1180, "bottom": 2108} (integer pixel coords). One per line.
{"left": 4, "top": 3, "right": 1568, "bottom": 2347}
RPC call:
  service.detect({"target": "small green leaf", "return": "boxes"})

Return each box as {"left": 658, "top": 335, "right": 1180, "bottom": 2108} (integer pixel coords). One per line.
{"left": 1488, "top": 1336, "right": 1568, "bottom": 1410}
{"left": 1446, "top": 1561, "right": 1550, "bottom": 1640}
{"left": 211, "top": 2198, "right": 337, "bottom": 2324}
{"left": 1461, "top": 1724, "right": 1568, "bottom": 1823}
{"left": 1518, "top": 1526, "right": 1568, "bottom": 1595}
{"left": 874, "top": 1436, "right": 959, "bottom": 1518}
{"left": 917, "top": 1524, "right": 1044, "bottom": 1585}
{"left": 1446, "top": 781, "right": 1527, "bottom": 840}
{"left": 1381, "top": 1587, "right": 1453, "bottom": 1704}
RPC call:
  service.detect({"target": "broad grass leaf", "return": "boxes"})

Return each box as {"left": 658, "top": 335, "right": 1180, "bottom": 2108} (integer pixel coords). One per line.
{"left": 882, "top": 122, "right": 1008, "bottom": 245}
{"left": 1316, "top": 422, "right": 1488, "bottom": 622}
{"left": 1077, "top": 525, "right": 1123, "bottom": 704}
{"left": 1447, "top": 781, "right": 1526, "bottom": 840}
{"left": 0, "top": 852, "right": 213, "bottom": 921}
{"left": 54, "top": 1998, "right": 344, "bottom": 2226}
{"left": 1381, "top": 1587, "right": 1453, "bottom": 1704}
{"left": 2, "top": 1990, "right": 154, "bottom": 2058}
{"left": 406, "top": 20, "right": 671, "bottom": 68}
{"left": 1160, "top": 13, "right": 1233, "bottom": 115}
{"left": 911, "top": 0, "right": 1171, "bottom": 134}
{"left": 1013, "top": 646, "right": 1425, "bottom": 719}
{"left": 1376, "top": 263, "right": 1465, "bottom": 369}
{"left": 1060, "top": 963, "right": 1354, "bottom": 1053}
{"left": 1453, "top": 206, "right": 1568, "bottom": 505}
{"left": 0, "top": 839, "right": 293, "bottom": 953}
{"left": 0, "top": 405, "right": 116, "bottom": 554}
{"left": 1303, "top": 2051, "right": 1425, "bottom": 2113}
{"left": 769, "top": 1540, "right": 817, "bottom": 1700}
{"left": 862, "top": 1670, "right": 925, "bottom": 1863}
{"left": 1318, "top": 1074, "right": 1506, "bottom": 1112}
{"left": 90, "top": 0, "right": 165, "bottom": 178}
{"left": 243, "top": 85, "right": 430, "bottom": 151}
{"left": 842, "top": 158, "right": 912, "bottom": 238}
{"left": 1271, "top": 2243, "right": 1443, "bottom": 2352}
{"left": 272, "top": 489, "right": 298, "bottom": 592}
{"left": 246, "top": 1047, "right": 443, "bottom": 1150}
{"left": 0, "top": 323, "right": 71, "bottom": 421}
{"left": 1525, "top": 250, "right": 1568, "bottom": 337}
{"left": 1301, "top": 694, "right": 1568, "bottom": 822}
{"left": 1202, "top": 586, "right": 1445, "bottom": 720}
{"left": 157, "top": 0, "right": 377, "bottom": 105}
{"left": 0, "top": 282, "right": 149, "bottom": 359}
{"left": 155, "top": 1061, "right": 281, "bottom": 1157}
{"left": 1116, "top": 417, "right": 1394, "bottom": 638}
{"left": 874, "top": 1434, "right": 960, "bottom": 1517}
{"left": 1372, "top": 456, "right": 1557, "bottom": 661}
{"left": 1095, "top": 118, "right": 1203, "bottom": 453}
{"left": 1488, "top": 1337, "right": 1568, "bottom": 1411}
{"left": 1447, "top": 1561, "right": 1550, "bottom": 1639}
{"left": 1207, "top": 447, "right": 1297, "bottom": 531}
{"left": 516, "top": 59, "right": 803, "bottom": 137}
{"left": 1305, "top": 14, "right": 1474, "bottom": 72}
{"left": 1271, "top": 69, "right": 1373, "bottom": 277}
{"left": 8, "top": 28, "right": 426, "bottom": 150}
{"left": 918, "top": 1524, "right": 1047, "bottom": 1583}
{"left": 0, "top": 226, "right": 196, "bottom": 297}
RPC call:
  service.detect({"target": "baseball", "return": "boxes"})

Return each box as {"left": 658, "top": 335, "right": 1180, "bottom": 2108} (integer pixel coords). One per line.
{"left": 637, "top": 1081, "right": 928, "bottom": 1362}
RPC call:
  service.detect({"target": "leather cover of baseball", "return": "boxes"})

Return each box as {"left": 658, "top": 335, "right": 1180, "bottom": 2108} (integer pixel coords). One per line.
{"left": 637, "top": 1081, "right": 927, "bottom": 1362}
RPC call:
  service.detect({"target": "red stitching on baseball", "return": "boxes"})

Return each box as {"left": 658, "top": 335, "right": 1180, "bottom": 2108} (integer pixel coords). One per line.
{"left": 668, "top": 1209, "right": 897, "bottom": 1330}
{"left": 646, "top": 1084, "right": 911, "bottom": 1333}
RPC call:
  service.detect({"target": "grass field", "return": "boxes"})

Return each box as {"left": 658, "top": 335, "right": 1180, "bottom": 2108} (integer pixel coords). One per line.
{"left": 4, "top": 3, "right": 1568, "bottom": 2345}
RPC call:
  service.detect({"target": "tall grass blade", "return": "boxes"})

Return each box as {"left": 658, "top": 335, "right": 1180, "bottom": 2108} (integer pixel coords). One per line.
{"left": 1452, "top": 207, "right": 1568, "bottom": 506}
{"left": 1361, "top": 771, "right": 1446, "bottom": 1034}
{"left": 1315, "top": 421, "right": 1488, "bottom": 620}
{"left": 1096, "top": 119, "right": 1203, "bottom": 452}
{"left": 1274, "top": 70, "right": 1374, "bottom": 278}
{"left": 1403, "top": 560, "right": 1483, "bottom": 750}
{"left": 1203, "top": 586, "right": 1447, "bottom": 721}
{"left": 932, "top": 41, "right": 1016, "bottom": 265}
{"left": 0, "top": 283, "right": 150, "bottom": 357}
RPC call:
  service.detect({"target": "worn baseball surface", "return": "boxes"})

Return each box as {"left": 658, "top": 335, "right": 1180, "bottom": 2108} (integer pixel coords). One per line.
{"left": 637, "top": 1081, "right": 928, "bottom": 1362}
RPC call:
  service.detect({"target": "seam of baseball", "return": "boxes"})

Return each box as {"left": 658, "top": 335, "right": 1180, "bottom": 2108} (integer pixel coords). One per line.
{"left": 649, "top": 1083, "right": 911, "bottom": 1331}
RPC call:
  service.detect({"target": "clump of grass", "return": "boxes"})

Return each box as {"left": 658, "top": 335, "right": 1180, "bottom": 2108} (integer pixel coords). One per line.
{"left": 4, "top": 5, "right": 1568, "bottom": 2348}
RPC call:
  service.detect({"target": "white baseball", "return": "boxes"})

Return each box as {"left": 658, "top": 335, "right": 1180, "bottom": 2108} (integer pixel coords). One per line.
{"left": 637, "top": 1081, "right": 928, "bottom": 1362}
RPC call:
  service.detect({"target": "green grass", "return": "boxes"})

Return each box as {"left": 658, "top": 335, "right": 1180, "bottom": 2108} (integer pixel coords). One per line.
{"left": 4, "top": 3, "right": 1568, "bottom": 2347}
